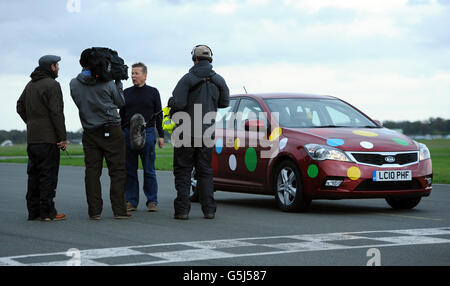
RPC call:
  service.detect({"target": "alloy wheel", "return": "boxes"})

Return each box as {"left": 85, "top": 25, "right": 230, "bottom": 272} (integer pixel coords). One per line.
{"left": 276, "top": 167, "right": 297, "bottom": 206}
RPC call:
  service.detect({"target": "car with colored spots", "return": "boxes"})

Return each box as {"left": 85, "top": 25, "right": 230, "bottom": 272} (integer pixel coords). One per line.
{"left": 190, "top": 93, "right": 433, "bottom": 212}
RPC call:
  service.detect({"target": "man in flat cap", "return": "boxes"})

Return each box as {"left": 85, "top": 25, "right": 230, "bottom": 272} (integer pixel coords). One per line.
{"left": 17, "top": 55, "right": 67, "bottom": 221}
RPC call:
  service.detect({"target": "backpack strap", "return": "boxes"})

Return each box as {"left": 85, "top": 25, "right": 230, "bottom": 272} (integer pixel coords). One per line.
{"left": 188, "top": 75, "right": 219, "bottom": 93}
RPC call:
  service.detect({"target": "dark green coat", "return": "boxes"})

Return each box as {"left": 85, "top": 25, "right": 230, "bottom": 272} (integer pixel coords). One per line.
{"left": 17, "top": 68, "right": 67, "bottom": 144}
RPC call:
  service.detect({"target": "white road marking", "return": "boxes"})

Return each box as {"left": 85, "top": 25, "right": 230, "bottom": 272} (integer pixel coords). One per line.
{"left": 374, "top": 212, "right": 444, "bottom": 221}
{"left": 1, "top": 227, "right": 449, "bottom": 266}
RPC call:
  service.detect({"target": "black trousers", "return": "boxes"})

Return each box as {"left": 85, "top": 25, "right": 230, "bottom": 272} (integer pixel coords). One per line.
{"left": 82, "top": 124, "right": 127, "bottom": 217}
{"left": 173, "top": 144, "right": 216, "bottom": 216}
{"left": 26, "top": 143, "right": 60, "bottom": 220}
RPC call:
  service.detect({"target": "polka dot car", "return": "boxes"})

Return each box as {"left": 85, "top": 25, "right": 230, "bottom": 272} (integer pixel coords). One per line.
{"left": 191, "top": 93, "right": 433, "bottom": 212}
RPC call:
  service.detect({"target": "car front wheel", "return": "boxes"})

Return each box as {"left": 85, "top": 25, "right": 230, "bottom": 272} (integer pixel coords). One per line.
{"left": 385, "top": 197, "right": 421, "bottom": 209}
{"left": 274, "top": 160, "right": 311, "bottom": 212}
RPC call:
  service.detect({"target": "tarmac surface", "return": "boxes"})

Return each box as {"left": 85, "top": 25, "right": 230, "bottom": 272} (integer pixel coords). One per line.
{"left": 0, "top": 163, "right": 449, "bottom": 266}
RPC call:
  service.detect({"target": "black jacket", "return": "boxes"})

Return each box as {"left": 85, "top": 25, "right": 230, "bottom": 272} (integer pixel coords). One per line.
{"left": 170, "top": 60, "right": 229, "bottom": 137}
{"left": 120, "top": 84, "right": 164, "bottom": 138}
{"left": 17, "top": 68, "right": 67, "bottom": 144}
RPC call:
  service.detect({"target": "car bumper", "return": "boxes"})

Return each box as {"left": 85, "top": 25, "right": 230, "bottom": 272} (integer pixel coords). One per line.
{"left": 301, "top": 159, "right": 432, "bottom": 200}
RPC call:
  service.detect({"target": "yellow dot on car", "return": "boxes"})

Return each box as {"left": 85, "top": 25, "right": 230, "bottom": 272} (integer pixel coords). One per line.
{"left": 269, "top": 127, "right": 282, "bottom": 141}
{"left": 347, "top": 166, "right": 361, "bottom": 180}
{"left": 234, "top": 138, "right": 240, "bottom": 150}
{"left": 352, "top": 130, "right": 378, "bottom": 137}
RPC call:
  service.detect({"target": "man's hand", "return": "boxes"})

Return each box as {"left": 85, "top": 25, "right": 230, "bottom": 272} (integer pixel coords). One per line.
{"left": 57, "top": 141, "right": 67, "bottom": 150}
{"left": 157, "top": 138, "right": 164, "bottom": 148}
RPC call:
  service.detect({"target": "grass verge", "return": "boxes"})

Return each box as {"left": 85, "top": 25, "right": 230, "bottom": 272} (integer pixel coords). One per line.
{"left": 1, "top": 140, "right": 448, "bottom": 183}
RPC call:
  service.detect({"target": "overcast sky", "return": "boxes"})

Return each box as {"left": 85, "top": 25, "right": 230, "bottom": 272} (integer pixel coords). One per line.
{"left": 1, "top": 0, "right": 449, "bottom": 132}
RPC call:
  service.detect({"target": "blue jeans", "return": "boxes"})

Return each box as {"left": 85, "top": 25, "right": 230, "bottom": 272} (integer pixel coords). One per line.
{"left": 124, "top": 127, "right": 158, "bottom": 207}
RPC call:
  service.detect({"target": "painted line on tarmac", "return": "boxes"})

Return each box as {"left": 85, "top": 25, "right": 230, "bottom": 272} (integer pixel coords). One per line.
{"left": 374, "top": 212, "right": 444, "bottom": 221}
{"left": 1, "top": 226, "right": 450, "bottom": 266}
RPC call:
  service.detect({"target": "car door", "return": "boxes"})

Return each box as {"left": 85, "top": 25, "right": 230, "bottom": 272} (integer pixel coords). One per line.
{"left": 230, "top": 97, "right": 270, "bottom": 192}
{"left": 212, "top": 98, "right": 238, "bottom": 186}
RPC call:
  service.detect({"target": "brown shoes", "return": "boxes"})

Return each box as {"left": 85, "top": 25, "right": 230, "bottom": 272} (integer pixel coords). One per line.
{"left": 126, "top": 202, "right": 137, "bottom": 212}
{"left": 147, "top": 202, "right": 158, "bottom": 212}
{"left": 41, "top": 213, "right": 66, "bottom": 221}
{"left": 127, "top": 202, "right": 158, "bottom": 212}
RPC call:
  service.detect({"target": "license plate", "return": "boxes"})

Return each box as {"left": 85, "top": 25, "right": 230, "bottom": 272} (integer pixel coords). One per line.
{"left": 372, "top": 170, "right": 412, "bottom": 181}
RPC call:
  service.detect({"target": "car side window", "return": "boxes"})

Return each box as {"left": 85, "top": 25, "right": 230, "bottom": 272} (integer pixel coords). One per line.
{"left": 215, "top": 99, "right": 237, "bottom": 130}
{"left": 236, "top": 98, "right": 263, "bottom": 131}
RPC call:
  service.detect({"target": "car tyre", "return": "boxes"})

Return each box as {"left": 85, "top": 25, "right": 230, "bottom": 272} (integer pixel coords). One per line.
{"left": 273, "top": 160, "right": 311, "bottom": 212}
{"left": 190, "top": 168, "right": 199, "bottom": 202}
{"left": 385, "top": 197, "right": 421, "bottom": 209}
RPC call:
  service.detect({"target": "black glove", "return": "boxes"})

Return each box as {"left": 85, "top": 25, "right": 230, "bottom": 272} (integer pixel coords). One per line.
{"left": 167, "top": 97, "right": 175, "bottom": 108}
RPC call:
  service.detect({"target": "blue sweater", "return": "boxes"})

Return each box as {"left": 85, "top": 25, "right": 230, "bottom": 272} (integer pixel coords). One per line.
{"left": 120, "top": 84, "right": 164, "bottom": 138}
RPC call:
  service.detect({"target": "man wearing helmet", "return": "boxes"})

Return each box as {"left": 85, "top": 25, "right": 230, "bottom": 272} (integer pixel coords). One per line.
{"left": 168, "top": 45, "right": 230, "bottom": 220}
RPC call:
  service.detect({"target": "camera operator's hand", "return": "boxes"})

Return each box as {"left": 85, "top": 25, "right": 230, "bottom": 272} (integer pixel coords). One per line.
{"left": 57, "top": 141, "right": 67, "bottom": 151}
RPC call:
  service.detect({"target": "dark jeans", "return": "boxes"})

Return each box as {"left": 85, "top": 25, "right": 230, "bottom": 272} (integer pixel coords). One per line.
{"left": 82, "top": 124, "right": 127, "bottom": 217}
{"left": 124, "top": 127, "right": 158, "bottom": 207}
{"left": 173, "top": 144, "right": 216, "bottom": 216}
{"left": 26, "top": 143, "right": 60, "bottom": 220}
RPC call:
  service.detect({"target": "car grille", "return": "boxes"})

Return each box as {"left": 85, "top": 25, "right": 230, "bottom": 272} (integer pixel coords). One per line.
{"left": 350, "top": 152, "right": 418, "bottom": 166}
{"left": 355, "top": 179, "right": 422, "bottom": 191}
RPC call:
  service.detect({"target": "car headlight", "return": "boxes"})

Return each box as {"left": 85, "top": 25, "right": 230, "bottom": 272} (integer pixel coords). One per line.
{"left": 305, "top": 144, "right": 352, "bottom": 162}
{"left": 419, "top": 143, "right": 431, "bottom": 161}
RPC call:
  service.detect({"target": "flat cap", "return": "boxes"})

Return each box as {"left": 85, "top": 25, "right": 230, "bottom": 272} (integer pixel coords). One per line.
{"left": 38, "top": 55, "right": 61, "bottom": 68}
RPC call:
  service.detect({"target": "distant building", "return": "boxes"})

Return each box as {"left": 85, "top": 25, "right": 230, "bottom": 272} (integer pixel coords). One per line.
{"left": 1, "top": 140, "right": 13, "bottom": 147}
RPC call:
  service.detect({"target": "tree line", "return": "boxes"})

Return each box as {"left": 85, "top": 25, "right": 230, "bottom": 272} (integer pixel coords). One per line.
{"left": 1, "top": 117, "right": 449, "bottom": 144}
{"left": 0, "top": 130, "right": 83, "bottom": 144}
{"left": 382, "top": 117, "right": 450, "bottom": 136}
{"left": 0, "top": 129, "right": 172, "bottom": 144}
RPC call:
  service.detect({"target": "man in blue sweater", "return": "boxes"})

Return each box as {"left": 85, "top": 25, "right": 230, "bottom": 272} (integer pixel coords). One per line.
{"left": 120, "top": 62, "right": 164, "bottom": 212}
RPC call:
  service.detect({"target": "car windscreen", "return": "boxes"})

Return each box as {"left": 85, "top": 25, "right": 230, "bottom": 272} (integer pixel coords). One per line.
{"left": 264, "top": 98, "right": 378, "bottom": 128}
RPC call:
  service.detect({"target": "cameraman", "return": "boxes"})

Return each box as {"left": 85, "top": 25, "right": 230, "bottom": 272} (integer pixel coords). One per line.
{"left": 69, "top": 48, "right": 130, "bottom": 220}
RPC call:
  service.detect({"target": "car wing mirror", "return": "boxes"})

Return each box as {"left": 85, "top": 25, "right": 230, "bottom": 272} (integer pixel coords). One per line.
{"left": 244, "top": 119, "right": 266, "bottom": 132}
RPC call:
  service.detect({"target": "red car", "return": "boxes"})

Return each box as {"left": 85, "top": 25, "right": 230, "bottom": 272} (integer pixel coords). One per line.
{"left": 191, "top": 93, "right": 432, "bottom": 212}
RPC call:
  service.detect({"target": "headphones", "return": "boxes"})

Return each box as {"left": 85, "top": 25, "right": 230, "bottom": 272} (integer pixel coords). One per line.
{"left": 191, "top": 44, "right": 213, "bottom": 62}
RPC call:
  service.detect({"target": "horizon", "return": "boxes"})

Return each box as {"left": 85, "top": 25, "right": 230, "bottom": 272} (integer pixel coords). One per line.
{"left": 1, "top": 0, "right": 450, "bottom": 132}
